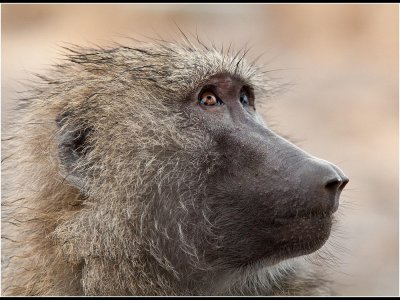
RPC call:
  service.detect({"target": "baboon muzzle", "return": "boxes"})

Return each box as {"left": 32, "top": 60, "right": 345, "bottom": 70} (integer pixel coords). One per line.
{"left": 209, "top": 124, "right": 349, "bottom": 265}
{"left": 215, "top": 123, "right": 349, "bottom": 218}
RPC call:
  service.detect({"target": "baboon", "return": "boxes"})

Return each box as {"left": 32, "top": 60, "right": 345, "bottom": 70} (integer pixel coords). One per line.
{"left": 2, "top": 36, "right": 349, "bottom": 296}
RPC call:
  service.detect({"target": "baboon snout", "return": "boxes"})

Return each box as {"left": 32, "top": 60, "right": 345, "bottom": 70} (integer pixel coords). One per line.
{"left": 298, "top": 158, "right": 349, "bottom": 213}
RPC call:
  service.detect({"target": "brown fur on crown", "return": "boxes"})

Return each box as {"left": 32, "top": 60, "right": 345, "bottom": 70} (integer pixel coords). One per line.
{"left": 2, "top": 37, "right": 332, "bottom": 296}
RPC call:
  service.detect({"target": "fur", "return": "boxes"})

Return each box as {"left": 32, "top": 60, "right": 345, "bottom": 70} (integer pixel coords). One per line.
{"left": 2, "top": 37, "right": 334, "bottom": 296}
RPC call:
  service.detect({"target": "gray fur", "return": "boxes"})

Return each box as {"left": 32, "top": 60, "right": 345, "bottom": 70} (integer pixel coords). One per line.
{"left": 2, "top": 37, "right": 336, "bottom": 296}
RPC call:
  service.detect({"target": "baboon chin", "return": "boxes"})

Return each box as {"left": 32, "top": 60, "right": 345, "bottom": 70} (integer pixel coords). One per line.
{"left": 2, "top": 36, "right": 348, "bottom": 296}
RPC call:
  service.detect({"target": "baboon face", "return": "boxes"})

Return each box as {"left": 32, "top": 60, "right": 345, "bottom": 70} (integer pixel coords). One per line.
{"left": 181, "top": 73, "right": 349, "bottom": 269}
{"left": 55, "top": 45, "right": 348, "bottom": 285}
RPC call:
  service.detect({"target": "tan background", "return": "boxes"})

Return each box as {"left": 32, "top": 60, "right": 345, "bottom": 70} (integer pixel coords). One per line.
{"left": 2, "top": 4, "right": 399, "bottom": 296}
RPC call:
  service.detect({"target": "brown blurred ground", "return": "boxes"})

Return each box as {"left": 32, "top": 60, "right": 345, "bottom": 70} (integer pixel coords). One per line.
{"left": 1, "top": 4, "right": 398, "bottom": 296}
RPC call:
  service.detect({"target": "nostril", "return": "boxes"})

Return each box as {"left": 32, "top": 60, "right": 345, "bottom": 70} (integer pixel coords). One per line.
{"left": 325, "top": 177, "right": 343, "bottom": 191}
{"left": 339, "top": 177, "right": 349, "bottom": 191}
{"left": 325, "top": 176, "right": 349, "bottom": 191}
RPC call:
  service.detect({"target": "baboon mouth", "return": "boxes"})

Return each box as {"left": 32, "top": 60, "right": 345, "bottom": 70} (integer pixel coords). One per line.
{"left": 265, "top": 214, "right": 334, "bottom": 258}
{"left": 271, "top": 212, "right": 333, "bottom": 226}
{"left": 237, "top": 214, "right": 334, "bottom": 268}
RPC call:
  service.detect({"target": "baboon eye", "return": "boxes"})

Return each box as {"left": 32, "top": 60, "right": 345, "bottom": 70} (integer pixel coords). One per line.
{"left": 239, "top": 91, "right": 249, "bottom": 106}
{"left": 199, "top": 92, "right": 223, "bottom": 106}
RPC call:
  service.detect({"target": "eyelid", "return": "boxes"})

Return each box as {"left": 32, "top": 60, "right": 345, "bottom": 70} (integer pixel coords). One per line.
{"left": 240, "top": 86, "right": 251, "bottom": 95}
{"left": 198, "top": 84, "right": 218, "bottom": 98}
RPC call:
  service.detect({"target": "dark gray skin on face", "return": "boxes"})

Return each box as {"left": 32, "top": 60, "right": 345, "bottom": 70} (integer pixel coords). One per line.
{"left": 183, "top": 73, "right": 348, "bottom": 269}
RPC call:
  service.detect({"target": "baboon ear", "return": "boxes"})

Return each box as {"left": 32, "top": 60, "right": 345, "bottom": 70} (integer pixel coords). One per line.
{"left": 56, "top": 111, "right": 92, "bottom": 189}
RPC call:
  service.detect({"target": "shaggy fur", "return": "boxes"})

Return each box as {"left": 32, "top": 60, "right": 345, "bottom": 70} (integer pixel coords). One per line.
{"left": 2, "top": 37, "right": 335, "bottom": 296}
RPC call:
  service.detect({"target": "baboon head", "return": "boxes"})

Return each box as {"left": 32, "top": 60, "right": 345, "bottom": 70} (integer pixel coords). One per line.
{"left": 34, "top": 39, "right": 348, "bottom": 295}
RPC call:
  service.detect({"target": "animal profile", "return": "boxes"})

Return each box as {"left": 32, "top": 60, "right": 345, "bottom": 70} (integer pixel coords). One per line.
{"left": 2, "top": 34, "right": 348, "bottom": 296}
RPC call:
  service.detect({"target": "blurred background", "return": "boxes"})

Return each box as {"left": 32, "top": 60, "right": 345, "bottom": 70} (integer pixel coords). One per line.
{"left": 2, "top": 4, "right": 398, "bottom": 296}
